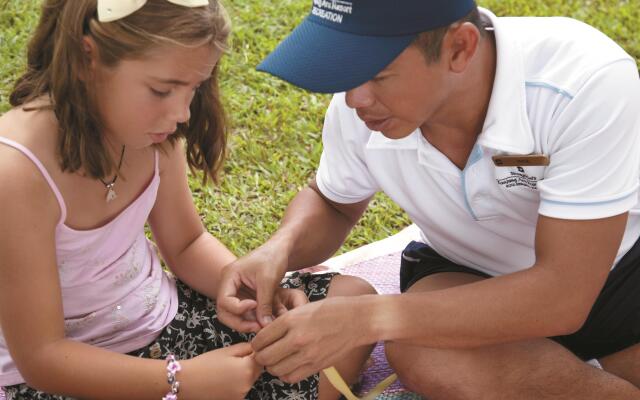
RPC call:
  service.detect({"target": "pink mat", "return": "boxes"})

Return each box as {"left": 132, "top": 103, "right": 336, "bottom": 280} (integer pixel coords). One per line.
{"left": 341, "top": 252, "right": 421, "bottom": 399}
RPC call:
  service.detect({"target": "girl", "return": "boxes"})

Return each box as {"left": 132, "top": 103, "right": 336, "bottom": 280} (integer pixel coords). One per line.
{"left": 0, "top": 1, "right": 374, "bottom": 399}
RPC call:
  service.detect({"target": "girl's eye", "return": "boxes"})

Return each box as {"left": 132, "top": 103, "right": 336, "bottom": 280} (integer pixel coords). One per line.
{"left": 150, "top": 88, "right": 171, "bottom": 98}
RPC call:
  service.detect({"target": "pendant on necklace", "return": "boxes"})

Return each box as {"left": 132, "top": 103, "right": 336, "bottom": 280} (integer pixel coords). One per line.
{"left": 106, "top": 183, "right": 117, "bottom": 202}
{"left": 101, "top": 145, "right": 125, "bottom": 203}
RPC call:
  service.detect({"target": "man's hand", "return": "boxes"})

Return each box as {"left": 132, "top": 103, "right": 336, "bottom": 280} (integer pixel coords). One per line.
{"left": 217, "top": 245, "right": 294, "bottom": 332}
{"left": 273, "top": 287, "right": 310, "bottom": 317}
{"left": 251, "top": 296, "right": 368, "bottom": 383}
{"left": 240, "top": 287, "right": 310, "bottom": 323}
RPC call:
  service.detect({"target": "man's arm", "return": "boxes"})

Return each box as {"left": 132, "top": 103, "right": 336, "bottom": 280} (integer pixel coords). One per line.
{"left": 216, "top": 178, "right": 371, "bottom": 331}
{"left": 252, "top": 213, "right": 627, "bottom": 382}
{"left": 270, "top": 179, "right": 371, "bottom": 270}
{"left": 373, "top": 213, "right": 627, "bottom": 347}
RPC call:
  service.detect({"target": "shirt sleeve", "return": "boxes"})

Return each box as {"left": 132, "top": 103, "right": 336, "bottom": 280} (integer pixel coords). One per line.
{"left": 315, "top": 93, "right": 380, "bottom": 204}
{"left": 538, "top": 60, "right": 640, "bottom": 219}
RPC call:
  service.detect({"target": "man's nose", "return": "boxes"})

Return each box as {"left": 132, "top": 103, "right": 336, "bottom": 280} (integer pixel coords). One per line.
{"left": 345, "top": 82, "right": 375, "bottom": 109}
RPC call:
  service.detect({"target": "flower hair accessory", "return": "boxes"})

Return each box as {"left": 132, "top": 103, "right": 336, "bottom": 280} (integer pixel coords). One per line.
{"left": 162, "top": 354, "right": 182, "bottom": 400}
{"left": 97, "top": 0, "right": 210, "bottom": 23}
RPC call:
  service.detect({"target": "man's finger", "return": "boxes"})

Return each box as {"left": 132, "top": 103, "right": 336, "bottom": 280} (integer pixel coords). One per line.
{"left": 288, "top": 289, "right": 309, "bottom": 309}
{"left": 264, "top": 351, "right": 308, "bottom": 378}
{"left": 242, "top": 309, "right": 258, "bottom": 321}
{"left": 236, "top": 320, "right": 263, "bottom": 333}
{"left": 218, "top": 269, "right": 242, "bottom": 299}
{"left": 274, "top": 289, "right": 307, "bottom": 316}
{"left": 281, "top": 363, "right": 318, "bottom": 385}
{"left": 219, "top": 294, "right": 257, "bottom": 315}
{"left": 255, "top": 277, "right": 278, "bottom": 327}
{"left": 218, "top": 299, "right": 261, "bottom": 332}
{"left": 218, "top": 310, "right": 262, "bottom": 333}
{"left": 271, "top": 290, "right": 285, "bottom": 316}
{"left": 237, "top": 285, "right": 257, "bottom": 301}
{"left": 274, "top": 299, "right": 288, "bottom": 317}
{"left": 252, "top": 324, "right": 295, "bottom": 364}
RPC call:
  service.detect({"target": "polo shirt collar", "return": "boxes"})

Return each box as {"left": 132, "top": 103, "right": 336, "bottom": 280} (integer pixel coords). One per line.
{"left": 476, "top": 8, "right": 534, "bottom": 154}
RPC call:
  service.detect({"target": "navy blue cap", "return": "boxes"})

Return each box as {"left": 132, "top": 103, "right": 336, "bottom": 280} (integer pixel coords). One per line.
{"left": 257, "top": 0, "right": 476, "bottom": 93}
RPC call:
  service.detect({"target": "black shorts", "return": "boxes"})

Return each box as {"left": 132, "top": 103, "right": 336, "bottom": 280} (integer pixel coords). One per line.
{"left": 400, "top": 240, "right": 640, "bottom": 360}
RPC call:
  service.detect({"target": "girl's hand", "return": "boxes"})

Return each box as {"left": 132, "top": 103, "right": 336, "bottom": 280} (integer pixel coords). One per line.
{"left": 180, "top": 342, "right": 263, "bottom": 400}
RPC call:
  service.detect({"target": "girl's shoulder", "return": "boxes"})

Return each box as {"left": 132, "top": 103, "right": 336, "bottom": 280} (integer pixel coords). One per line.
{"left": 0, "top": 106, "right": 61, "bottom": 227}
{"left": 0, "top": 102, "right": 59, "bottom": 166}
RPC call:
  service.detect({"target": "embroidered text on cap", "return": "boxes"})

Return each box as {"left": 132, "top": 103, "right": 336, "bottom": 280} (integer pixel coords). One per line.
{"left": 312, "top": 0, "right": 353, "bottom": 24}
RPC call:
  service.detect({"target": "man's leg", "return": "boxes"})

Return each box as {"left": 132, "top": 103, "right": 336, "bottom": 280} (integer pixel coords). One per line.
{"left": 385, "top": 272, "right": 640, "bottom": 400}
{"left": 601, "top": 342, "right": 640, "bottom": 388}
{"left": 319, "top": 275, "right": 376, "bottom": 400}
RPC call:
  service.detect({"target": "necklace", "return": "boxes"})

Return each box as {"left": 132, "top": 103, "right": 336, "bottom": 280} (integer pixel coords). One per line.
{"left": 99, "top": 145, "right": 126, "bottom": 203}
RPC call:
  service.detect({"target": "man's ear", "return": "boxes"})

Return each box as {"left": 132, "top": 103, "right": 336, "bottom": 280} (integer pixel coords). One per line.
{"left": 443, "top": 22, "right": 480, "bottom": 73}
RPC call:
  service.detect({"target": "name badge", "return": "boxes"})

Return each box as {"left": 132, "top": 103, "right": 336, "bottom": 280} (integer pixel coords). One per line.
{"left": 492, "top": 154, "right": 550, "bottom": 167}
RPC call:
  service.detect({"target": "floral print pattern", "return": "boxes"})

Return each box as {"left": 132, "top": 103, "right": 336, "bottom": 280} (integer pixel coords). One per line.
{"left": 3, "top": 273, "right": 337, "bottom": 400}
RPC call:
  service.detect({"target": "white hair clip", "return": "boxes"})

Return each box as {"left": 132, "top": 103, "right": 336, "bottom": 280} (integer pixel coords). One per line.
{"left": 97, "top": 0, "right": 210, "bottom": 22}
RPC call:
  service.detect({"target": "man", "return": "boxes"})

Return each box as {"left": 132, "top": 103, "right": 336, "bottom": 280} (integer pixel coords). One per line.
{"left": 218, "top": 0, "right": 640, "bottom": 398}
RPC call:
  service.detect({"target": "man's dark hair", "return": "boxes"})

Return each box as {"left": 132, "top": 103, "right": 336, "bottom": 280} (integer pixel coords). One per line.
{"left": 413, "top": 7, "right": 490, "bottom": 63}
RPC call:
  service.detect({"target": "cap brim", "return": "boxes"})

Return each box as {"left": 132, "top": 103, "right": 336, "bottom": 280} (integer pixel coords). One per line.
{"left": 257, "top": 17, "right": 417, "bottom": 94}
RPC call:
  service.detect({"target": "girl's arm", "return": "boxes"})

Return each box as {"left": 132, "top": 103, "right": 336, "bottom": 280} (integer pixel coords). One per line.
{"left": 0, "top": 146, "right": 259, "bottom": 399}
{"left": 0, "top": 149, "right": 170, "bottom": 399}
{"left": 148, "top": 139, "right": 235, "bottom": 300}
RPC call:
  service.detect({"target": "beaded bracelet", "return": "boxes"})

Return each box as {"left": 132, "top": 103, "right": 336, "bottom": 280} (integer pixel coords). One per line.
{"left": 162, "top": 354, "right": 182, "bottom": 400}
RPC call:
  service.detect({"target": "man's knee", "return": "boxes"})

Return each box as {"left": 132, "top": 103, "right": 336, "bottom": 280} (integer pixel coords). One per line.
{"left": 384, "top": 342, "right": 493, "bottom": 400}
{"left": 385, "top": 342, "right": 428, "bottom": 395}
{"left": 385, "top": 339, "right": 623, "bottom": 399}
{"left": 328, "top": 274, "right": 376, "bottom": 297}
{"left": 601, "top": 342, "right": 640, "bottom": 388}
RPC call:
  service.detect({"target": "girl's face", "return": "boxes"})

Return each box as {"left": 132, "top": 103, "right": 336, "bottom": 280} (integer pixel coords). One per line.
{"left": 90, "top": 42, "right": 222, "bottom": 149}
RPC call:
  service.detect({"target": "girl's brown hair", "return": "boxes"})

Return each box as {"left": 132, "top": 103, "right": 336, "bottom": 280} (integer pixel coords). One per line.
{"left": 10, "top": 0, "right": 231, "bottom": 183}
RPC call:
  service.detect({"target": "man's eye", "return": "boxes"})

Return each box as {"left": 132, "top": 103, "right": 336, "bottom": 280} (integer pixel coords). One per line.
{"left": 150, "top": 88, "right": 171, "bottom": 97}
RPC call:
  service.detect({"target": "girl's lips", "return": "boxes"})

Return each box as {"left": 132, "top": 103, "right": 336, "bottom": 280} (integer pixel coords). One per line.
{"left": 149, "top": 133, "right": 170, "bottom": 143}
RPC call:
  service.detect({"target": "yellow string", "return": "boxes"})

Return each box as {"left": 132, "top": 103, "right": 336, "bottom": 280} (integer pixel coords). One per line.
{"left": 323, "top": 367, "right": 397, "bottom": 400}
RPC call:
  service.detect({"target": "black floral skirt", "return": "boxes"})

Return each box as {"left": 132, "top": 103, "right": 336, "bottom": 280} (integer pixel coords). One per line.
{"left": 3, "top": 272, "right": 336, "bottom": 400}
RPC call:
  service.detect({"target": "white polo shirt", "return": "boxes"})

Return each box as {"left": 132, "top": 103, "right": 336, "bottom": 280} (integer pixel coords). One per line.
{"left": 315, "top": 9, "right": 640, "bottom": 276}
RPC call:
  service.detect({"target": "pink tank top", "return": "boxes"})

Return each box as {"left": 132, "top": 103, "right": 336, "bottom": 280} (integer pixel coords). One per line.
{"left": 0, "top": 137, "right": 178, "bottom": 386}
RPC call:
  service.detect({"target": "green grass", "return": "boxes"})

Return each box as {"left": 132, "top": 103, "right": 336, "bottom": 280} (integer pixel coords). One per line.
{"left": 1, "top": 0, "right": 639, "bottom": 256}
